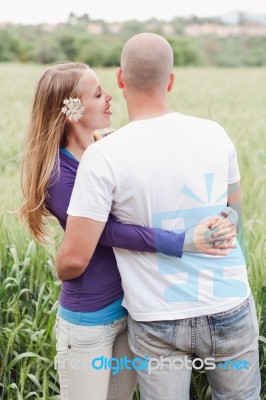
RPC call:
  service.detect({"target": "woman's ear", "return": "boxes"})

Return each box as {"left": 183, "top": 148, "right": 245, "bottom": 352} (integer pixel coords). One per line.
{"left": 66, "top": 117, "right": 79, "bottom": 124}
{"left": 116, "top": 68, "right": 124, "bottom": 89}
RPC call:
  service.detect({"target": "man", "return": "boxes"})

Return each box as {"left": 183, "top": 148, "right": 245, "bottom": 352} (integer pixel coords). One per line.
{"left": 56, "top": 33, "right": 260, "bottom": 399}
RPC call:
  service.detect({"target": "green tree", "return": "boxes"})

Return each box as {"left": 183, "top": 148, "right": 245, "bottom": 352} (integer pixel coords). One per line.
{"left": 167, "top": 37, "right": 203, "bottom": 66}
{"left": 0, "top": 29, "right": 28, "bottom": 62}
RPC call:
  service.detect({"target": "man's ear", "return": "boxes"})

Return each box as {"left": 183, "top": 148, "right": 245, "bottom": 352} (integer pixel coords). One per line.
{"left": 116, "top": 68, "right": 124, "bottom": 89}
{"left": 167, "top": 72, "right": 175, "bottom": 92}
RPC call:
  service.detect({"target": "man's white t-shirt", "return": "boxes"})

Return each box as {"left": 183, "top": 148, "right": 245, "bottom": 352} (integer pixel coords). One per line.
{"left": 68, "top": 112, "right": 250, "bottom": 321}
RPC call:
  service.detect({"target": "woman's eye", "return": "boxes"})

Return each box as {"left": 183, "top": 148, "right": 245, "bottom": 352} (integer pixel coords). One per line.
{"left": 96, "top": 92, "right": 102, "bottom": 98}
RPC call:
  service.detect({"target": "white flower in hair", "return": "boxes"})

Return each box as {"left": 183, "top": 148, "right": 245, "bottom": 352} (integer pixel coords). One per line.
{"left": 61, "top": 98, "right": 84, "bottom": 121}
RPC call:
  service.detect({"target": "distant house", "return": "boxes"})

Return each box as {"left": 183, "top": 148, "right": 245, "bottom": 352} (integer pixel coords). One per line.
{"left": 185, "top": 23, "right": 266, "bottom": 37}
{"left": 109, "top": 23, "right": 122, "bottom": 33}
{"left": 40, "top": 23, "right": 57, "bottom": 32}
{"left": 161, "top": 23, "right": 175, "bottom": 35}
{"left": 87, "top": 22, "right": 104, "bottom": 35}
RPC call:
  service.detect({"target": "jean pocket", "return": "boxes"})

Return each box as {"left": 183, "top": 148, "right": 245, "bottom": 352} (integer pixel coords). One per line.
{"left": 129, "top": 317, "right": 175, "bottom": 358}
{"left": 110, "top": 316, "right": 127, "bottom": 332}
{"left": 68, "top": 323, "right": 109, "bottom": 348}
{"left": 210, "top": 298, "right": 254, "bottom": 356}
{"left": 56, "top": 317, "right": 69, "bottom": 353}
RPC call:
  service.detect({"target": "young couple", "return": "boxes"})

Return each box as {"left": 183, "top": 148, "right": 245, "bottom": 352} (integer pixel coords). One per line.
{"left": 19, "top": 33, "right": 260, "bottom": 400}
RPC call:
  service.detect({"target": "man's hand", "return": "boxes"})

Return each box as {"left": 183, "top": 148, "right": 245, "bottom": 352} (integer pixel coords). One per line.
{"left": 211, "top": 206, "right": 238, "bottom": 247}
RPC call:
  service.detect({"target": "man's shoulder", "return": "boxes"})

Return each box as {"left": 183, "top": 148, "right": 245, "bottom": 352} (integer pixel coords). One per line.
{"left": 90, "top": 125, "right": 131, "bottom": 150}
{"left": 81, "top": 130, "right": 124, "bottom": 163}
{"left": 179, "top": 112, "right": 221, "bottom": 129}
{"left": 180, "top": 113, "right": 230, "bottom": 139}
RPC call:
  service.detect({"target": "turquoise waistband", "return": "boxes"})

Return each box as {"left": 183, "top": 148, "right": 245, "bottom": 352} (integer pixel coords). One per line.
{"left": 58, "top": 297, "right": 127, "bottom": 326}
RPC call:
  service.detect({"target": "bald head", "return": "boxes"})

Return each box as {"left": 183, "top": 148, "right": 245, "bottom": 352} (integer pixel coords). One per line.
{"left": 121, "top": 33, "right": 174, "bottom": 93}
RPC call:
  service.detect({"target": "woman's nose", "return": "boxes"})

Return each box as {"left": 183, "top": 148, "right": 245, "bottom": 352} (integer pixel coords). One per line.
{"left": 105, "top": 93, "right": 112, "bottom": 101}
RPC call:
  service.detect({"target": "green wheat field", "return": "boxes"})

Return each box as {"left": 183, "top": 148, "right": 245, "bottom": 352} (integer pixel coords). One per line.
{"left": 0, "top": 64, "right": 265, "bottom": 399}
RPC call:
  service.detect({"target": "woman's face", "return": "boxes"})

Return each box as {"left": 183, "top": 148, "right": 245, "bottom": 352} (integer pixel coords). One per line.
{"left": 78, "top": 68, "right": 112, "bottom": 132}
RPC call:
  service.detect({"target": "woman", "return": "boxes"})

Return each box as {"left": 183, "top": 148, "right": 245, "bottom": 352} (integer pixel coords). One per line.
{"left": 18, "top": 62, "right": 236, "bottom": 400}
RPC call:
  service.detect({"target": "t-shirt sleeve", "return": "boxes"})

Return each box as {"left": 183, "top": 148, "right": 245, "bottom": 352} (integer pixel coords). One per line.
{"left": 228, "top": 144, "right": 241, "bottom": 184}
{"left": 67, "top": 146, "right": 113, "bottom": 222}
{"left": 216, "top": 123, "right": 241, "bottom": 184}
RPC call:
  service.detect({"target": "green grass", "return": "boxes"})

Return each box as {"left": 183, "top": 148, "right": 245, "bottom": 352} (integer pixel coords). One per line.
{"left": 0, "top": 63, "right": 265, "bottom": 399}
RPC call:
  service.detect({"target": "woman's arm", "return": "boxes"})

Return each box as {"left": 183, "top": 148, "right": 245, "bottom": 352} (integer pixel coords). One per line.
{"left": 47, "top": 154, "right": 237, "bottom": 258}
{"left": 100, "top": 215, "right": 185, "bottom": 257}
{"left": 99, "top": 210, "right": 237, "bottom": 258}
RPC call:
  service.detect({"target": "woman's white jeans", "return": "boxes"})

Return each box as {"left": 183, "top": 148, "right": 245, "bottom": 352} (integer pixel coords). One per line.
{"left": 54, "top": 315, "right": 136, "bottom": 400}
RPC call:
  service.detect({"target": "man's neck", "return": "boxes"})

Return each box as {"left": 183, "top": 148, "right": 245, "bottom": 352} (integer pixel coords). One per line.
{"left": 129, "top": 107, "right": 171, "bottom": 121}
{"left": 125, "top": 93, "right": 171, "bottom": 122}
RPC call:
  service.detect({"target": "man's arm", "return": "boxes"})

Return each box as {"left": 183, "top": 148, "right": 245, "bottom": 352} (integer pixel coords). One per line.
{"left": 227, "top": 181, "right": 242, "bottom": 233}
{"left": 55, "top": 216, "right": 106, "bottom": 280}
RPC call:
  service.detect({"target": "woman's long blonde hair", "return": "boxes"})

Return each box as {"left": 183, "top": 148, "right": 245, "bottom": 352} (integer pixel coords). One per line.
{"left": 18, "top": 62, "right": 88, "bottom": 243}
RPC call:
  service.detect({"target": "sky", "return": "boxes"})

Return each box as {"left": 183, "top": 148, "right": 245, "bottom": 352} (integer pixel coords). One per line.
{"left": 0, "top": 0, "right": 265, "bottom": 25}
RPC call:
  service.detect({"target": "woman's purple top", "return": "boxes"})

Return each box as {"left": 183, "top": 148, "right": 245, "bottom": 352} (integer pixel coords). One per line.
{"left": 46, "top": 152, "right": 185, "bottom": 312}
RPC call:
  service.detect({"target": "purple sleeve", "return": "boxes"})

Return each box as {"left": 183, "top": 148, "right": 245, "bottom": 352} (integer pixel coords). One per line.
{"left": 46, "top": 153, "right": 184, "bottom": 258}
{"left": 46, "top": 163, "right": 75, "bottom": 230}
{"left": 100, "top": 216, "right": 185, "bottom": 258}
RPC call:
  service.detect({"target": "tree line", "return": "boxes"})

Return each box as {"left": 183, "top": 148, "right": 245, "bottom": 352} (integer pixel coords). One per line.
{"left": 1, "top": 19, "right": 266, "bottom": 67}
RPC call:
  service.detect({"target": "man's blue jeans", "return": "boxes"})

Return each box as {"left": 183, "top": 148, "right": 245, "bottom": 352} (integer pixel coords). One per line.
{"left": 128, "top": 295, "right": 261, "bottom": 400}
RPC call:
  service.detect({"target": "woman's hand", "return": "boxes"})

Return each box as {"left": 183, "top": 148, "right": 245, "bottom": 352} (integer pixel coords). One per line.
{"left": 183, "top": 207, "right": 238, "bottom": 256}
{"left": 93, "top": 129, "right": 115, "bottom": 141}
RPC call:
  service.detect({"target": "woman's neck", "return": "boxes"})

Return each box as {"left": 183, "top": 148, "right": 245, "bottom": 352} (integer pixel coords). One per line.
{"left": 65, "top": 129, "right": 95, "bottom": 161}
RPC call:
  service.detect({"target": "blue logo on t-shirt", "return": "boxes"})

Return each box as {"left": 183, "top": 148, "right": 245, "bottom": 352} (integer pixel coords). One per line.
{"left": 152, "top": 173, "right": 247, "bottom": 302}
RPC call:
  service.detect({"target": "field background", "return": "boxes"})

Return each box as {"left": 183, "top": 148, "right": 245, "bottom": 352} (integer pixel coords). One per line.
{"left": 0, "top": 64, "right": 265, "bottom": 399}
